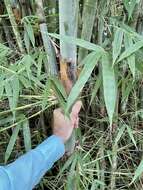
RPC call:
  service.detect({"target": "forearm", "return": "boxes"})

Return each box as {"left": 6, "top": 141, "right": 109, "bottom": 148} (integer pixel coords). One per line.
{"left": 0, "top": 135, "right": 65, "bottom": 190}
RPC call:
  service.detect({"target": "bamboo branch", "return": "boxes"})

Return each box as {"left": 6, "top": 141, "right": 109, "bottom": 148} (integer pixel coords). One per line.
{"left": 4, "top": 0, "right": 24, "bottom": 53}
{"left": 78, "top": 0, "right": 97, "bottom": 63}
{"left": 36, "top": 0, "right": 58, "bottom": 76}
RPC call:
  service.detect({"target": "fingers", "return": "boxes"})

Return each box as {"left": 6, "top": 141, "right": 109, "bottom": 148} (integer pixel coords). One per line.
{"left": 71, "top": 100, "right": 82, "bottom": 117}
{"left": 53, "top": 108, "right": 62, "bottom": 116}
{"left": 74, "top": 117, "right": 79, "bottom": 129}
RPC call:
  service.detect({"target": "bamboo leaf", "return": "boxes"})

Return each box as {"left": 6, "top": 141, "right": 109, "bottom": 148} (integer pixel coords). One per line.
{"left": 37, "top": 52, "right": 44, "bottom": 77}
{"left": 5, "top": 124, "right": 21, "bottom": 163}
{"left": 24, "top": 22, "right": 35, "bottom": 48}
{"left": 117, "top": 40, "right": 143, "bottom": 63}
{"left": 123, "top": 0, "right": 137, "bottom": 20}
{"left": 50, "top": 77, "right": 67, "bottom": 100}
{"left": 124, "top": 33, "right": 136, "bottom": 78}
{"left": 131, "top": 160, "right": 143, "bottom": 183}
{"left": 102, "top": 53, "right": 117, "bottom": 126}
{"left": 126, "top": 125, "right": 137, "bottom": 148}
{"left": 122, "top": 80, "right": 134, "bottom": 103}
{"left": 23, "top": 55, "right": 32, "bottom": 80}
{"left": 57, "top": 153, "right": 75, "bottom": 178}
{"left": 0, "top": 79, "right": 4, "bottom": 99}
{"left": 90, "top": 74, "right": 101, "bottom": 105}
{"left": 11, "top": 75, "right": 19, "bottom": 111}
{"left": 66, "top": 52, "right": 102, "bottom": 112}
{"left": 114, "top": 125, "right": 126, "bottom": 145}
{"left": 5, "top": 75, "right": 19, "bottom": 119}
{"left": 23, "top": 119, "right": 31, "bottom": 152}
{"left": 112, "top": 28, "right": 124, "bottom": 65}
{"left": 5, "top": 80, "right": 13, "bottom": 109}
{"left": 49, "top": 33, "right": 105, "bottom": 53}
{"left": 24, "top": 30, "right": 30, "bottom": 53}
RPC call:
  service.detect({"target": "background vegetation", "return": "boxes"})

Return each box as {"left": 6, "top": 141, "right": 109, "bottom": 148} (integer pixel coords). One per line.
{"left": 0, "top": 0, "right": 143, "bottom": 189}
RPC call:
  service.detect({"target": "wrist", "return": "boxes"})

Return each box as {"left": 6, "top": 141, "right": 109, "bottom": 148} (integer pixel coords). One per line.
{"left": 53, "top": 133, "right": 66, "bottom": 143}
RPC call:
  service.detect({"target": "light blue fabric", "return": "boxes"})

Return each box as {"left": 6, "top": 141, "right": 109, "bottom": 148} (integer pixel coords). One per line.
{"left": 0, "top": 135, "right": 65, "bottom": 190}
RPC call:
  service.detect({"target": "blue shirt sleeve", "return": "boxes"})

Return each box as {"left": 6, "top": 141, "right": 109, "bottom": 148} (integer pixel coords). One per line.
{"left": 0, "top": 135, "right": 65, "bottom": 190}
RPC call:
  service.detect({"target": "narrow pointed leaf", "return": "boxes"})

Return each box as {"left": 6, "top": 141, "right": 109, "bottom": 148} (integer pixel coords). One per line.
{"left": 5, "top": 124, "right": 21, "bottom": 163}
{"left": 25, "top": 22, "right": 35, "bottom": 48}
{"left": 102, "top": 53, "right": 117, "bottom": 126}
{"left": 112, "top": 28, "right": 124, "bottom": 65}
{"left": 114, "top": 125, "right": 126, "bottom": 145}
{"left": 117, "top": 40, "right": 143, "bottom": 63}
{"left": 126, "top": 125, "right": 137, "bottom": 148}
{"left": 49, "top": 33, "right": 105, "bottom": 53}
{"left": 5, "top": 75, "right": 19, "bottom": 119}
{"left": 132, "top": 160, "right": 143, "bottom": 183}
{"left": 123, "top": 0, "right": 137, "bottom": 20}
{"left": 90, "top": 74, "right": 101, "bottom": 105}
{"left": 0, "top": 80, "right": 4, "bottom": 99}
{"left": 23, "top": 119, "right": 31, "bottom": 152}
{"left": 124, "top": 33, "right": 136, "bottom": 78}
{"left": 66, "top": 52, "right": 102, "bottom": 112}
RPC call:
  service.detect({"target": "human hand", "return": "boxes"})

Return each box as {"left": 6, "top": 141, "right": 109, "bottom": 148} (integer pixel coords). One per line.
{"left": 53, "top": 101, "right": 82, "bottom": 143}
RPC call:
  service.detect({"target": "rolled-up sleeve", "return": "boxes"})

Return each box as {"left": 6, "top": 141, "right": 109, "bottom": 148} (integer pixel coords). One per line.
{"left": 0, "top": 135, "right": 65, "bottom": 190}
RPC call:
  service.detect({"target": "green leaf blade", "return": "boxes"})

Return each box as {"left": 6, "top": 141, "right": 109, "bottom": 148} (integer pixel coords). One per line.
{"left": 66, "top": 51, "right": 102, "bottom": 112}
{"left": 5, "top": 124, "right": 21, "bottom": 163}
{"left": 102, "top": 53, "right": 117, "bottom": 126}
{"left": 112, "top": 28, "right": 124, "bottom": 65}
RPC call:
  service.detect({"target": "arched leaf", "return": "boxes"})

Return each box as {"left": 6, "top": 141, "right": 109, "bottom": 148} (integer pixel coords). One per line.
{"left": 66, "top": 51, "right": 102, "bottom": 112}
{"left": 117, "top": 40, "right": 143, "bottom": 63}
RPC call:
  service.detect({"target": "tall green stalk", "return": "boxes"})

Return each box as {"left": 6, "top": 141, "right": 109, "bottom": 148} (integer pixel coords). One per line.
{"left": 59, "top": 0, "right": 79, "bottom": 81}
{"left": 46, "top": 0, "right": 57, "bottom": 32}
{"left": 4, "top": 0, "right": 24, "bottom": 53}
{"left": 97, "top": 1, "right": 106, "bottom": 189}
{"left": 59, "top": 0, "right": 79, "bottom": 154}
{"left": 78, "top": 0, "right": 97, "bottom": 63}
{"left": 36, "top": 0, "right": 57, "bottom": 76}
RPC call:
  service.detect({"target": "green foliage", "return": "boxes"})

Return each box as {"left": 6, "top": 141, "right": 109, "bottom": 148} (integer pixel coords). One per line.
{"left": 0, "top": 0, "right": 143, "bottom": 189}
{"left": 102, "top": 53, "right": 117, "bottom": 126}
{"left": 66, "top": 51, "right": 101, "bottom": 112}
{"left": 132, "top": 160, "right": 143, "bottom": 183}
{"left": 123, "top": 0, "right": 137, "bottom": 20}
{"left": 4, "top": 124, "right": 21, "bottom": 163}
{"left": 112, "top": 28, "right": 124, "bottom": 65}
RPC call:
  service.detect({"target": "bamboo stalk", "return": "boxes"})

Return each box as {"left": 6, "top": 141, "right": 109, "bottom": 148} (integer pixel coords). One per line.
{"left": 1, "top": 19, "right": 14, "bottom": 48}
{"left": 98, "top": 4, "right": 106, "bottom": 189}
{"left": 109, "top": 1, "right": 119, "bottom": 189}
{"left": 59, "top": 0, "right": 79, "bottom": 154}
{"left": 78, "top": 0, "right": 97, "bottom": 63}
{"left": 19, "top": 0, "right": 32, "bottom": 16}
{"left": 59, "top": 0, "right": 79, "bottom": 82}
{"left": 36, "top": 0, "right": 58, "bottom": 76}
{"left": 46, "top": 0, "right": 57, "bottom": 32}
{"left": 4, "top": 0, "right": 24, "bottom": 53}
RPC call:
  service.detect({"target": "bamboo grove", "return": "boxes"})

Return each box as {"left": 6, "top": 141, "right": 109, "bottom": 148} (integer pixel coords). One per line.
{"left": 0, "top": 0, "right": 143, "bottom": 189}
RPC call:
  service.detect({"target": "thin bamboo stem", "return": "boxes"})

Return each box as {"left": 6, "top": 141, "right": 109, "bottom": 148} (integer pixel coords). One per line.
{"left": 36, "top": 0, "right": 58, "bottom": 76}
{"left": 78, "top": 0, "right": 97, "bottom": 63}
{"left": 4, "top": 0, "right": 24, "bottom": 53}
